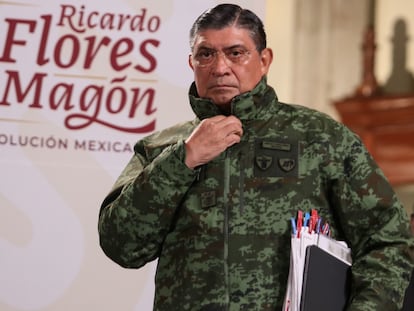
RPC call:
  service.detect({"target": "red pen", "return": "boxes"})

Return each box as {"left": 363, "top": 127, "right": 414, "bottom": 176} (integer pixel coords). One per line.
{"left": 296, "top": 210, "right": 303, "bottom": 238}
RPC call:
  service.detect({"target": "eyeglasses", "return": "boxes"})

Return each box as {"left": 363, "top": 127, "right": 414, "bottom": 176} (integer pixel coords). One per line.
{"left": 192, "top": 47, "right": 252, "bottom": 68}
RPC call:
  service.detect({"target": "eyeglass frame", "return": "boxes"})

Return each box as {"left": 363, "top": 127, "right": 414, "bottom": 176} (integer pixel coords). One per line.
{"left": 191, "top": 45, "right": 253, "bottom": 68}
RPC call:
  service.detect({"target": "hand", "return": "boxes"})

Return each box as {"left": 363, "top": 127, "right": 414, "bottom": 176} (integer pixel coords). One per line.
{"left": 184, "top": 115, "right": 243, "bottom": 169}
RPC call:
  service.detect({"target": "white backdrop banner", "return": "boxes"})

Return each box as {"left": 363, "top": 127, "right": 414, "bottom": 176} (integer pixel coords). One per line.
{"left": 0, "top": 1, "right": 265, "bottom": 310}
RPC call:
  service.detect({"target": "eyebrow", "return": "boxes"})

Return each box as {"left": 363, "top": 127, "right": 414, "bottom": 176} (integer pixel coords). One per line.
{"left": 196, "top": 44, "right": 247, "bottom": 51}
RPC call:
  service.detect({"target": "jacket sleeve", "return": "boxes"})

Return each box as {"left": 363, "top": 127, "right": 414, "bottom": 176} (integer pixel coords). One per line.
{"left": 98, "top": 139, "right": 199, "bottom": 268}
{"left": 329, "top": 129, "right": 414, "bottom": 311}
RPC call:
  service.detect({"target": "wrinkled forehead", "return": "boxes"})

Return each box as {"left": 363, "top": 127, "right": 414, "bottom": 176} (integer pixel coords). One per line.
{"left": 192, "top": 26, "right": 255, "bottom": 51}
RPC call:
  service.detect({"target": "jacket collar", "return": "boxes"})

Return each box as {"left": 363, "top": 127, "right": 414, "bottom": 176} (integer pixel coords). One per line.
{"left": 188, "top": 77, "right": 277, "bottom": 122}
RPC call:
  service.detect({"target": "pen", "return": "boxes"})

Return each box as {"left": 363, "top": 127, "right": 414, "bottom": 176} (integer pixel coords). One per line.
{"left": 322, "top": 222, "right": 330, "bottom": 236}
{"left": 316, "top": 217, "right": 322, "bottom": 234}
{"left": 311, "top": 209, "right": 319, "bottom": 232}
{"left": 291, "top": 217, "right": 297, "bottom": 236}
{"left": 296, "top": 210, "right": 303, "bottom": 238}
{"left": 304, "top": 212, "right": 310, "bottom": 227}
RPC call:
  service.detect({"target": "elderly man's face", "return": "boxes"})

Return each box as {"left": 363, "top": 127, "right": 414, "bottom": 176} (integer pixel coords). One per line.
{"left": 189, "top": 26, "right": 273, "bottom": 110}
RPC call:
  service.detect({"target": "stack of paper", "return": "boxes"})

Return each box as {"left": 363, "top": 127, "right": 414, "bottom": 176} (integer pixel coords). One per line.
{"left": 282, "top": 209, "right": 352, "bottom": 311}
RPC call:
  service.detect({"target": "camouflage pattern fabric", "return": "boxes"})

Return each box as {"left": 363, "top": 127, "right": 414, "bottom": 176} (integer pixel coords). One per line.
{"left": 98, "top": 77, "right": 414, "bottom": 311}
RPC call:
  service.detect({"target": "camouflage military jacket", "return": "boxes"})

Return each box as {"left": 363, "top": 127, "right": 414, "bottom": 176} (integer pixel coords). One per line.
{"left": 98, "top": 78, "right": 414, "bottom": 311}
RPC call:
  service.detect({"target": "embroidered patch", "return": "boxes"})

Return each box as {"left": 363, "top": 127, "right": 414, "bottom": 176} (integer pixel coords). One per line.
{"left": 255, "top": 155, "right": 273, "bottom": 171}
{"left": 254, "top": 139, "right": 299, "bottom": 178}
{"left": 200, "top": 191, "right": 216, "bottom": 208}
{"left": 262, "top": 141, "right": 291, "bottom": 151}
{"left": 278, "top": 158, "right": 296, "bottom": 172}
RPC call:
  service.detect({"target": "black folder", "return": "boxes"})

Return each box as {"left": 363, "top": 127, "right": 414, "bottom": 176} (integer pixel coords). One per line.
{"left": 300, "top": 245, "right": 351, "bottom": 311}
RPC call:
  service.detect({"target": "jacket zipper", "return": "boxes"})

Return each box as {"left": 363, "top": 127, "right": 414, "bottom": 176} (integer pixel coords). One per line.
{"left": 223, "top": 150, "right": 231, "bottom": 309}
{"left": 239, "top": 151, "right": 245, "bottom": 214}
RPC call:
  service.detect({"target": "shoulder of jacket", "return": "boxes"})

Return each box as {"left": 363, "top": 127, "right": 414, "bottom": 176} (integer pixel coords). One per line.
{"left": 134, "top": 119, "right": 196, "bottom": 155}
{"left": 280, "top": 103, "right": 351, "bottom": 131}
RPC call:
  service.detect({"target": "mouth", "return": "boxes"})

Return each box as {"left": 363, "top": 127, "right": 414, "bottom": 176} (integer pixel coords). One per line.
{"left": 208, "top": 84, "right": 236, "bottom": 91}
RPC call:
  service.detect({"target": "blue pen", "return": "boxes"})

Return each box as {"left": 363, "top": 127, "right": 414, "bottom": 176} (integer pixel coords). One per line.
{"left": 304, "top": 212, "right": 310, "bottom": 227}
{"left": 291, "top": 217, "right": 297, "bottom": 236}
{"left": 316, "top": 217, "right": 322, "bottom": 233}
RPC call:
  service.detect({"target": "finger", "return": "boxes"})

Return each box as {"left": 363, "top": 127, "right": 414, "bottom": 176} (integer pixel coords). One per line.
{"left": 225, "top": 133, "right": 242, "bottom": 147}
{"left": 208, "top": 115, "right": 228, "bottom": 124}
{"left": 213, "top": 115, "right": 241, "bottom": 127}
{"left": 222, "top": 121, "right": 243, "bottom": 137}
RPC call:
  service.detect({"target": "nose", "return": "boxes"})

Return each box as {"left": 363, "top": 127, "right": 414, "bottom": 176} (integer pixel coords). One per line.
{"left": 211, "top": 52, "right": 231, "bottom": 75}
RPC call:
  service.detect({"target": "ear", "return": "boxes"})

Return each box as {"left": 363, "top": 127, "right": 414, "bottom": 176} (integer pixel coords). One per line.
{"left": 260, "top": 48, "right": 273, "bottom": 75}
{"left": 188, "top": 54, "right": 195, "bottom": 71}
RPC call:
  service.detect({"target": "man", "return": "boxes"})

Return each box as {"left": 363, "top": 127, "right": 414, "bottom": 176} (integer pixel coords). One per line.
{"left": 98, "top": 4, "right": 414, "bottom": 310}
